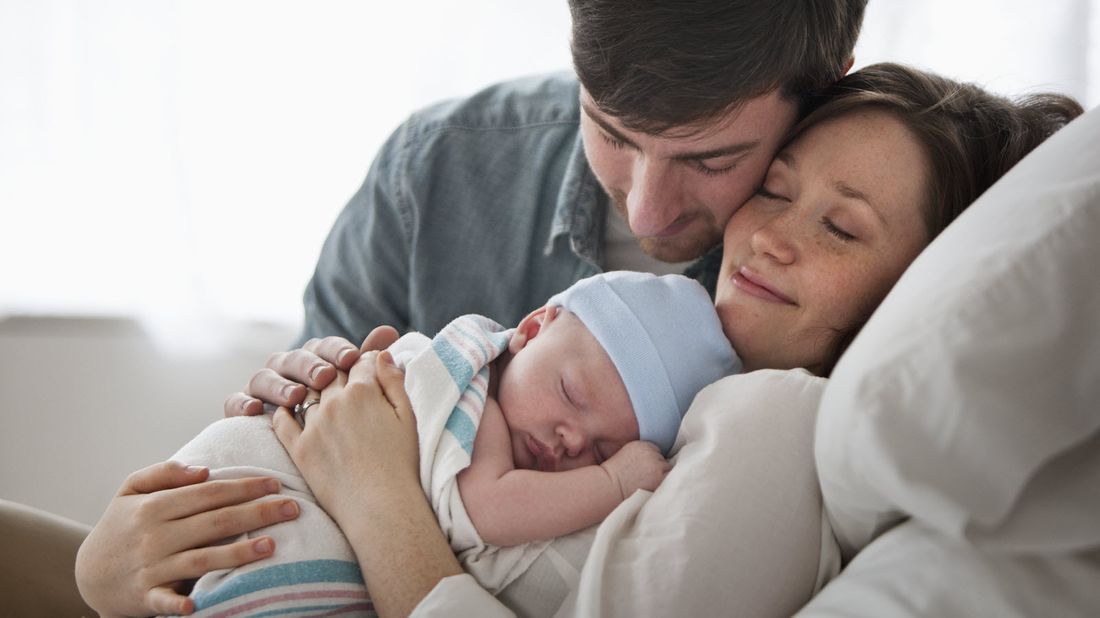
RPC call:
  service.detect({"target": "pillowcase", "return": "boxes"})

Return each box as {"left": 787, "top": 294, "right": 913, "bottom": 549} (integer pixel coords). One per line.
{"left": 814, "top": 104, "right": 1100, "bottom": 560}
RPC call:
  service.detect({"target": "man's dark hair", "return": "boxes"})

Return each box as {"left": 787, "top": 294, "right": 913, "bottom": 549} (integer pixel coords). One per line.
{"left": 569, "top": 0, "right": 868, "bottom": 134}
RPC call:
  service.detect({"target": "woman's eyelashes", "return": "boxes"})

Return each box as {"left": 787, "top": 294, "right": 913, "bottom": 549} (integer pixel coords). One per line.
{"left": 755, "top": 186, "right": 788, "bottom": 201}
{"left": 822, "top": 216, "right": 857, "bottom": 241}
{"left": 756, "top": 185, "right": 859, "bottom": 241}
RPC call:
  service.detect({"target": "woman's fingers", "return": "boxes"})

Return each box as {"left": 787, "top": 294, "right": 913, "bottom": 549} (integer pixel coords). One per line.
{"left": 361, "top": 325, "right": 400, "bottom": 352}
{"left": 166, "top": 497, "right": 300, "bottom": 554}
{"left": 151, "top": 475, "right": 284, "bottom": 521}
{"left": 158, "top": 535, "right": 277, "bottom": 583}
{"left": 375, "top": 351, "right": 414, "bottom": 422}
{"left": 272, "top": 407, "right": 303, "bottom": 451}
{"left": 146, "top": 585, "right": 195, "bottom": 616}
{"left": 122, "top": 460, "right": 209, "bottom": 496}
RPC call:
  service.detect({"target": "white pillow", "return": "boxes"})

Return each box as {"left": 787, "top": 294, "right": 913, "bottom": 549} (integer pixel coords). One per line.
{"left": 815, "top": 104, "right": 1100, "bottom": 560}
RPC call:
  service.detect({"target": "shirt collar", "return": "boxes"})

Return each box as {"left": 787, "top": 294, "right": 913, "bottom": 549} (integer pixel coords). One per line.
{"left": 546, "top": 131, "right": 605, "bottom": 262}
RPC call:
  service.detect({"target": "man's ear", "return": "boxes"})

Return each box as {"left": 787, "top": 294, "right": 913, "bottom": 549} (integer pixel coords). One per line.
{"left": 509, "top": 305, "right": 559, "bottom": 354}
{"left": 841, "top": 56, "right": 855, "bottom": 76}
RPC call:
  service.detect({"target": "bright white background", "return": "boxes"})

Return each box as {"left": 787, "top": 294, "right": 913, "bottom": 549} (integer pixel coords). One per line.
{"left": 1, "top": 0, "right": 1098, "bottom": 343}
{"left": 0, "top": 1, "right": 1098, "bottom": 525}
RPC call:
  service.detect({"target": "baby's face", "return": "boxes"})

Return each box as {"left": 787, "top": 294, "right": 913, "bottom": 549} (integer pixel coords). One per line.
{"left": 497, "top": 308, "right": 638, "bottom": 472}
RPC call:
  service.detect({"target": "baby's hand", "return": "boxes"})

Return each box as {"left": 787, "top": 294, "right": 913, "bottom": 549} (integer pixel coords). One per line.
{"left": 600, "top": 441, "right": 671, "bottom": 499}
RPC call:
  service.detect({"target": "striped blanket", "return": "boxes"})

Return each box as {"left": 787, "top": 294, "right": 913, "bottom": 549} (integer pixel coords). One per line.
{"left": 168, "top": 315, "right": 547, "bottom": 617}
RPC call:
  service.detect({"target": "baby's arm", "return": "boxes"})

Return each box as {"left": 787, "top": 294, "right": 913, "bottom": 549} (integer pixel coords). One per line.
{"left": 457, "top": 398, "right": 669, "bottom": 547}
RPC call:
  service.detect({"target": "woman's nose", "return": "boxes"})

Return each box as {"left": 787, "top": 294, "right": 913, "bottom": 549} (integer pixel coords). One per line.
{"left": 625, "top": 160, "right": 682, "bottom": 237}
{"left": 749, "top": 211, "right": 798, "bottom": 264}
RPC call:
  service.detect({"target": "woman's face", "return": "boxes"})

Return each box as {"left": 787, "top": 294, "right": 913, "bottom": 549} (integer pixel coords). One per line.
{"left": 715, "top": 109, "right": 931, "bottom": 374}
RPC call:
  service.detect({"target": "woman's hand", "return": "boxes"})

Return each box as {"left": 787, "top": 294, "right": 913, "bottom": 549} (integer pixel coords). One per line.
{"left": 273, "top": 351, "right": 462, "bottom": 617}
{"left": 75, "top": 461, "right": 300, "bottom": 617}
{"left": 272, "top": 351, "right": 419, "bottom": 524}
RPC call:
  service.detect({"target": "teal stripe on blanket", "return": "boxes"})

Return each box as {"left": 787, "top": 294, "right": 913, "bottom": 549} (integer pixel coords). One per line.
{"left": 432, "top": 336, "right": 475, "bottom": 391}
{"left": 249, "top": 602, "right": 373, "bottom": 618}
{"left": 444, "top": 407, "right": 477, "bottom": 455}
{"left": 191, "top": 559, "right": 364, "bottom": 610}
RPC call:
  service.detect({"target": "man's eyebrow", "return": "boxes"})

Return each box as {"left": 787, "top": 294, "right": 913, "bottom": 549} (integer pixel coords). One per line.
{"left": 669, "top": 140, "right": 761, "bottom": 162}
{"left": 582, "top": 101, "right": 761, "bottom": 161}
{"left": 581, "top": 102, "right": 639, "bottom": 149}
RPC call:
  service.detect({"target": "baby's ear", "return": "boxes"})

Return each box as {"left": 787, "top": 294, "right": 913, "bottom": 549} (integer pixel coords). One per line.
{"left": 509, "top": 305, "right": 558, "bottom": 354}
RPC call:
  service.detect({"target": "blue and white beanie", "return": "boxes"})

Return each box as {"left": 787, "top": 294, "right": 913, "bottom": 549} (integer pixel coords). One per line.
{"left": 547, "top": 271, "right": 741, "bottom": 455}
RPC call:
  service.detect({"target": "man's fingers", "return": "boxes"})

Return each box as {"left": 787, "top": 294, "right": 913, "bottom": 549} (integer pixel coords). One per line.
{"left": 122, "top": 461, "right": 209, "bottom": 496}
{"left": 248, "top": 367, "right": 308, "bottom": 407}
{"left": 223, "top": 392, "right": 264, "bottom": 417}
{"left": 361, "top": 325, "right": 400, "bottom": 352}
{"left": 303, "top": 336, "right": 362, "bottom": 370}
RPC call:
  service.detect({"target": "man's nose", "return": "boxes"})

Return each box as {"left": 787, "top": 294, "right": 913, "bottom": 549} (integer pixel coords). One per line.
{"left": 625, "top": 160, "right": 682, "bottom": 237}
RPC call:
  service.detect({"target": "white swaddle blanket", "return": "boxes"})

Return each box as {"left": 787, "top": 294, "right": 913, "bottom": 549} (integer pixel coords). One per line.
{"left": 170, "top": 315, "right": 548, "bottom": 617}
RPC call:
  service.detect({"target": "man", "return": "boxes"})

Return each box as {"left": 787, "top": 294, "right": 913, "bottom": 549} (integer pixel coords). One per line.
{"left": 228, "top": 0, "right": 866, "bottom": 417}
{"left": 76, "top": 2, "right": 867, "bottom": 615}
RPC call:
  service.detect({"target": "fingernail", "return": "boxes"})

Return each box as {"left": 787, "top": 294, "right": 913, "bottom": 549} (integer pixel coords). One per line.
{"left": 281, "top": 384, "right": 297, "bottom": 400}
{"left": 264, "top": 479, "right": 281, "bottom": 493}
{"left": 280, "top": 500, "right": 299, "bottom": 517}
{"left": 186, "top": 465, "right": 207, "bottom": 474}
{"left": 253, "top": 537, "right": 273, "bottom": 553}
{"left": 380, "top": 351, "right": 395, "bottom": 365}
{"left": 337, "top": 348, "right": 353, "bottom": 364}
{"left": 310, "top": 364, "right": 326, "bottom": 380}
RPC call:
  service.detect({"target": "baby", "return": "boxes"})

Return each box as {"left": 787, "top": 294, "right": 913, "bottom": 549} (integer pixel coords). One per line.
{"left": 171, "top": 272, "right": 738, "bottom": 616}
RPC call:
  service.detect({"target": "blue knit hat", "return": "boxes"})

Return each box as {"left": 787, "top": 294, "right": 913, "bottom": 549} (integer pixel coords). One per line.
{"left": 547, "top": 272, "right": 741, "bottom": 454}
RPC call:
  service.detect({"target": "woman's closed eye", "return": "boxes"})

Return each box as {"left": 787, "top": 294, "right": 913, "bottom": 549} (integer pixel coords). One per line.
{"left": 755, "top": 186, "right": 789, "bottom": 201}
{"left": 821, "top": 216, "right": 857, "bottom": 241}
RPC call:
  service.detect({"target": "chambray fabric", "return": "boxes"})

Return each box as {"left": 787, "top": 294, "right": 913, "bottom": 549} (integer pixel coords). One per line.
{"left": 296, "top": 72, "right": 720, "bottom": 345}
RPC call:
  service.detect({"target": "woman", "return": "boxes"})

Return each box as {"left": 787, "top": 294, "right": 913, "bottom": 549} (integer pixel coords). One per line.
{"left": 75, "top": 64, "right": 1081, "bottom": 617}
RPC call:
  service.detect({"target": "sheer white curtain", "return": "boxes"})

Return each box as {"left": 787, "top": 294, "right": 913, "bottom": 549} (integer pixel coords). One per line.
{"left": 1, "top": 0, "right": 1097, "bottom": 351}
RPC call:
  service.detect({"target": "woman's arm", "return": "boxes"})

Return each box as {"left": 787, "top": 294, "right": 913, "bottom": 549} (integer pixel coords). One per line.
{"left": 272, "top": 351, "right": 464, "bottom": 618}
{"left": 74, "top": 462, "right": 299, "bottom": 617}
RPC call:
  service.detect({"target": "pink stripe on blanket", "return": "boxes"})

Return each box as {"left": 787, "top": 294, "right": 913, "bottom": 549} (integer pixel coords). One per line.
{"left": 208, "top": 589, "right": 371, "bottom": 618}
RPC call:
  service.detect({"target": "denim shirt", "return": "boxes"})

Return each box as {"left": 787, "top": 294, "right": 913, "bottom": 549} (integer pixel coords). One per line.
{"left": 297, "top": 72, "right": 720, "bottom": 344}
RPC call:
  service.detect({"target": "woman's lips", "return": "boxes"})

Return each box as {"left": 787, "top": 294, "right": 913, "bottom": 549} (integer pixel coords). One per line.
{"left": 733, "top": 267, "right": 797, "bottom": 305}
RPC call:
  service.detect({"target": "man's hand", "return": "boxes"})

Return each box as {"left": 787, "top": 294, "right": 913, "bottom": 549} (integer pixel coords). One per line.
{"left": 600, "top": 441, "right": 671, "bottom": 499}
{"left": 223, "top": 326, "right": 401, "bottom": 417}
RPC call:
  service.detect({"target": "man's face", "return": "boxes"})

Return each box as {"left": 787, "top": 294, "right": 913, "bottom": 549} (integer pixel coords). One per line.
{"left": 580, "top": 88, "right": 799, "bottom": 263}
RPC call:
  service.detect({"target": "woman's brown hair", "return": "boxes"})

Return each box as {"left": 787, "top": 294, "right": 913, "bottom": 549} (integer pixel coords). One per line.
{"left": 807, "top": 63, "right": 1083, "bottom": 375}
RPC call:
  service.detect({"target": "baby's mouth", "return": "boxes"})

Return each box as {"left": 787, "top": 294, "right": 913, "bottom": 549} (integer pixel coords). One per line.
{"left": 526, "top": 435, "right": 557, "bottom": 472}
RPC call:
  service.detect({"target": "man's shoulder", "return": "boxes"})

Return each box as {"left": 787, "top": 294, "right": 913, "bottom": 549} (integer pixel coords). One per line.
{"left": 408, "top": 71, "right": 581, "bottom": 135}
